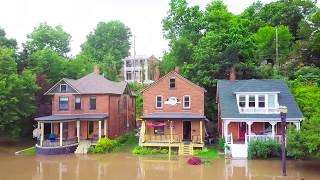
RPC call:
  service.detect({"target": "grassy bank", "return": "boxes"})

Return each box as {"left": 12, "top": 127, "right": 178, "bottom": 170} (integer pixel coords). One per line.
{"left": 193, "top": 147, "right": 219, "bottom": 160}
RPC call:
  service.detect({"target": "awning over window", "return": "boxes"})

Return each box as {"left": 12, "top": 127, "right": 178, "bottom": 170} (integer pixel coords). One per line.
{"left": 34, "top": 113, "right": 109, "bottom": 122}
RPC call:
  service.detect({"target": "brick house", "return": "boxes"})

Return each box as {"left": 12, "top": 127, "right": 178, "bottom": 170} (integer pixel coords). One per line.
{"left": 34, "top": 70, "right": 136, "bottom": 154}
{"left": 140, "top": 71, "right": 206, "bottom": 154}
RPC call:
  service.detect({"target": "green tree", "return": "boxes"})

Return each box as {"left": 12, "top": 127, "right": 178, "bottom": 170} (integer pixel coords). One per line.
{"left": 65, "top": 53, "right": 94, "bottom": 80}
{"left": 24, "top": 23, "right": 71, "bottom": 56}
{"left": 81, "top": 21, "right": 131, "bottom": 79}
{"left": 0, "top": 48, "right": 38, "bottom": 138}
{"left": 0, "top": 27, "right": 17, "bottom": 49}
{"left": 253, "top": 25, "right": 293, "bottom": 66}
{"left": 29, "top": 48, "right": 68, "bottom": 84}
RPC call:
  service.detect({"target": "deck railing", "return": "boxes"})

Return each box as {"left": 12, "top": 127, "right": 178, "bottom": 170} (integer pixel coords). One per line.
{"left": 39, "top": 139, "right": 78, "bottom": 147}
{"left": 143, "top": 135, "right": 203, "bottom": 144}
{"left": 246, "top": 135, "right": 281, "bottom": 143}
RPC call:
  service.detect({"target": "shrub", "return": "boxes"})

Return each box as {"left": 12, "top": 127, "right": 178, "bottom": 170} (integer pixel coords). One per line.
{"left": 89, "top": 137, "right": 119, "bottom": 154}
{"left": 218, "top": 138, "right": 225, "bottom": 150}
{"left": 115, "top": 134, "right": 128, "bottom": 144}
{"left": 248, "top": 140, "right": 281, "bottom": 159}
{"left": 132, "top": 146, "right": 170, "bottom": 155}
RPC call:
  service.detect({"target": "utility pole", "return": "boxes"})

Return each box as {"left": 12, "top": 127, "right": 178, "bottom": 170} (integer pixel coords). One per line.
{"left": 275, "top": 27, "right": 279, "bottom": 67}
{"left": 133, "top": 35, "right": 136, "bottom": 82}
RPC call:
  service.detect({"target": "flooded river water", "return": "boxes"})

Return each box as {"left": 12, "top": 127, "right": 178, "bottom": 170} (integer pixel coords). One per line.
{"left": 1, "top": 143, "right": 320, "bottom": 180}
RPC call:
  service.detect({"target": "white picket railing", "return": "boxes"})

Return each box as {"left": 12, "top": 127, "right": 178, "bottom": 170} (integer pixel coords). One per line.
{"left": 246, "top": 134, "right": 281, "bottom": 143}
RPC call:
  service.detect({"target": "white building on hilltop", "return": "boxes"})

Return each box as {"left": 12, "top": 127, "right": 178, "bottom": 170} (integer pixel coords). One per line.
{"left": 122, "top": 55, "right": 160, "bottom": 84}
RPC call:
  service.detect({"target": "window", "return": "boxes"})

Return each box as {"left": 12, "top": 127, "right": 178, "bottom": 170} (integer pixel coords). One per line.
{"left": 60, "top": 84, "right": 67, "bottom": 93}
{"left": 156, "top": 96, "right": 163, "bottom": 109}
{"left": 249, "top": 95, "right": 255, "bottom": 107}
{"left": 154, "top": 121, "right": 165, "bottom": 135}
{"left": 268, "top": 95, "right": 275, "bottom": 108}
{"left": 75, "top": 96, "right": 81, "bottom": 110}
{"left": 89, "top": 96, "right": 96, "bottom": 110}
{"left": 264, "top": 123, "right": 272, "bottom": 133}
{"left": 88, "top": 121, "right": 94, "bottom": 135}
{"left": 183, "top": 95, "right": 191, "bottom": 109}
{"left": 59, "top": 96, "right": 69, "bottom": 111}
{"left": 126, "top": 71, "right": 132, "bottom": 80}
{"left": 239, "top": 95, "right": 246, "bottom": 107}
{"left": 169, "top": 78, "right": 176, "bottom": 89}
{"left": 156, "top": 96, "right": 163, "bottom": 108}
{"left": 258, "top": 95, "right": 265, "bottom": 108}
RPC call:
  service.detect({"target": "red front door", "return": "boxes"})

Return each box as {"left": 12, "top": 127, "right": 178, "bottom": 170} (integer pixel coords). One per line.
{"left": 239, "top": 122, "right": 247, "bottom": 141}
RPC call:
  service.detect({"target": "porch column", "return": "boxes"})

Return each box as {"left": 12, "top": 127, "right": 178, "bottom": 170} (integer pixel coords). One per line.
{"left": 98, "top": 120, "right": 102, "bottom": 139}
{"left": 104, "top": 119, "right": 107, "bottom": 137}
{"left": 40, "top": 122, "right": 44, "bottom": 147}
{"left": 247, "top": 122, "right": 253, "bottom": 136}
{"left": 76, "top": 120, "right": 80, "bottom": 142}
{"left": 51, "top": 123, "right": 53, "bottom": 134}
{"left": 224, "top": 121, "right": 230, "bottom": 138}
{"left": 294, "top": 122, "right": 300, "bottom": 130}
{"left": 141, "top": 121, "right": 146, "bottom": 143}
{"left": 200, "top": 120, "right": 203, "bottom": 143}
{"left": 270, "top": 122, "right": 277, "bottom": 137}
{"left": 59, "top": 122, "right": 63, "bottom": 146}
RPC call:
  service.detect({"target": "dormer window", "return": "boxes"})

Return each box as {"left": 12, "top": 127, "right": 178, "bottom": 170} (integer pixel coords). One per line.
{"left": 258, "top": 95, "right": 265, "bottom": 108}
{"left": 239, "top": 96, "right": 246, "bottom": 107}
{"left": 169, "top": 78, "right": 176, "bottom": 89}
{"left": 60, "top": 84, "right": 67, "bottom": 93}
{"left": 248, "top": 95, "right": 255, "bottom": 107}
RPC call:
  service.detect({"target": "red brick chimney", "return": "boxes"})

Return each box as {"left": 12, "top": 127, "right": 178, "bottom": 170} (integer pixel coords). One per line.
{"left": 93, "top": 65, "right": 100, "bottom": 74}
{"left": 154, "top": 65, "right": 160, "bottom": 81}
{"left": 229, "top": 66, "right": 236, "bottom": 81}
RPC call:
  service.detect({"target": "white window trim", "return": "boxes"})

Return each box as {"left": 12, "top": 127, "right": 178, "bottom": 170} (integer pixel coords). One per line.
{"left": 156, "top": 95, "right": 163, "bottom": 109}
{"left": 237, "top": 93, "right": 279, "bottom": 114}
{"left": 60, "top": 84, "right": 67, "bottom": 93}
{"left": 169, "top": 77, "right": 176, "bottom": 89}
{"left": 183, "top": 95, "right": 191, "bottom": 109}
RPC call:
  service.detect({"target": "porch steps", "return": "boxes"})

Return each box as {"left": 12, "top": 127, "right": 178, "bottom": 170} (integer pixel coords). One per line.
{"left": 179, "top": 143, "right": 193, "bottom": 156}
{"left": 75, "top": 140, "right": 91, "bottom": 154}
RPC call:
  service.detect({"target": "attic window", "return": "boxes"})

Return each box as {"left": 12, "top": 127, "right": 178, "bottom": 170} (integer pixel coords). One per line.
{"left": 169, "top": 78, "right": 176, "bottom": 89}
{"left": 60, "top": 84, "right": 67, "bottom": 93}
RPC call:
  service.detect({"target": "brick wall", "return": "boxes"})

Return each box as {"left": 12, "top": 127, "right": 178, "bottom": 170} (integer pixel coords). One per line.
{"left": 143, "top": 72, "right": 204, "bottom": 115}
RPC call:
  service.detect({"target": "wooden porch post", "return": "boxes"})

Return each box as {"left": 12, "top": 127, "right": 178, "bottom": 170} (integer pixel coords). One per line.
{"left": 170, "top": 121, "right": 173, "bottom": 143}
{"left": 76, "top": 120, "right": 80, "bottom": 142}
{"left": 51, "top": 123, "right": 53, "bottom": 134}
{"left": 40, "top": 122, "right": 44, "bottom": 147}
{"left": 98, "top": 120, "right": 102, "bottom": 139}
{"left": 60, "top": 122, "right": 63, "bottom": 146}
{"left": 104, "top": 119, "right": 107, "bottom": 137}
{"left": 141, "top": 121, "right": 145, "bottom": 143}
{"left": 270, "top": 122, "right": 277, "bottom": 137}
{"left": 247, "top": 121, "right": 253, "bottom": 143}
{"left": 200, "top": 120, "right": 203, "bottom": 143}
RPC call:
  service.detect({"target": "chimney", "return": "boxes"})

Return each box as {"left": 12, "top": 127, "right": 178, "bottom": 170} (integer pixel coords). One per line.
{"left": 174, "top": 66, "right": 180, "bottom": 73}
{"left": 154, "top": 65, "right": 160, "bottom": 81}
{"left": 229, "top": 66, "right": 236, "bottom": 81}
{"left": 93, "top": 65, "right": 100, "bottom": 74}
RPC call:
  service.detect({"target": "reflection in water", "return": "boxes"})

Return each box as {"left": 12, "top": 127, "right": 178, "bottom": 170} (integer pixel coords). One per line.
{"left": 0, "top": 151, "right": 320, "bottom": 180}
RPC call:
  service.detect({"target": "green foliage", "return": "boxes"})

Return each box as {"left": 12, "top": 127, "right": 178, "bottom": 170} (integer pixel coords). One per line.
{"left": 132, "top": 146, "right": 170, "bottom": 155}
{"left": 287, "top": 126, "right": 307, "bottom": 159}
{"left": 81, "top": 21, "right": 131, "bottom": 80}
{"left": 0, "top": 27, "right": 17, "bottom": 49}
{"left": 293, "top": 66, "right": 320, "bottom": 85}
{"left": 24, "top": 22, "right": 71, "bottom": 56}
{"left": 193, "top": 147, "right": 219, "bottom": 160}
{"left": 217, "top": 137, "right": 225, "bottom": 150}
{"left": 248, "top": 140, "right": 281, "bottom": 159}
{"left": 88, "top": 138, "right": 119, "bottom": 154}
{"left": 0, "top": 48, "right": 38, "bottom": 138}
{"left": 128, "top": 82, "right": 147, "bottom": 117}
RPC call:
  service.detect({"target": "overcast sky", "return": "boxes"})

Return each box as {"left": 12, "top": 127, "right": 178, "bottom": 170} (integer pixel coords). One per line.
{"left": 0, "top": 0, "right": 317, "bottom": 58}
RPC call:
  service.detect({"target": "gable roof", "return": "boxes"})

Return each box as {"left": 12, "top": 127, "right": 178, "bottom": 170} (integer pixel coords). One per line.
{"left": 217, "top": 79, "right": 303, "bottom": 120}
{"left": 45, "top": 73, "right": 129, "bottom": 95}
{"left": 143, "top": 71, "right": 206, "bottom": 93}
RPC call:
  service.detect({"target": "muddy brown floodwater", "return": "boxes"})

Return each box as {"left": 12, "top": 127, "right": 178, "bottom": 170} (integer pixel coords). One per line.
{"left": 0, "top": 143, "right": 320, "bottom": 180}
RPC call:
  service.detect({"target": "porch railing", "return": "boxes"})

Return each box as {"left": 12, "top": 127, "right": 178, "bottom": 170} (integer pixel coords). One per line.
{"left": 39, "top": 139, "right": 78, "bottom": 147}
{"left": 246, "top": 135, "right": 281, "bottom": 143}
{"left": 144, "top": 135, "right": 180, "bottom": 143}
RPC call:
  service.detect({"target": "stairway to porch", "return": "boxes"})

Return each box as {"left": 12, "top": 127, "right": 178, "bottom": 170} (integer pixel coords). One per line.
{"left": 75, "top": 140, "right": 91, "bottom": 154}
{"left": 178, "top": 143, "right": 193, "bottom": 156}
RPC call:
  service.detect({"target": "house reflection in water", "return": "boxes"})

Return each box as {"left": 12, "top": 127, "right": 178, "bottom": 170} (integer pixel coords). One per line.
{"left": 32, "top": 155, "right": 306, "bottom": 180}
